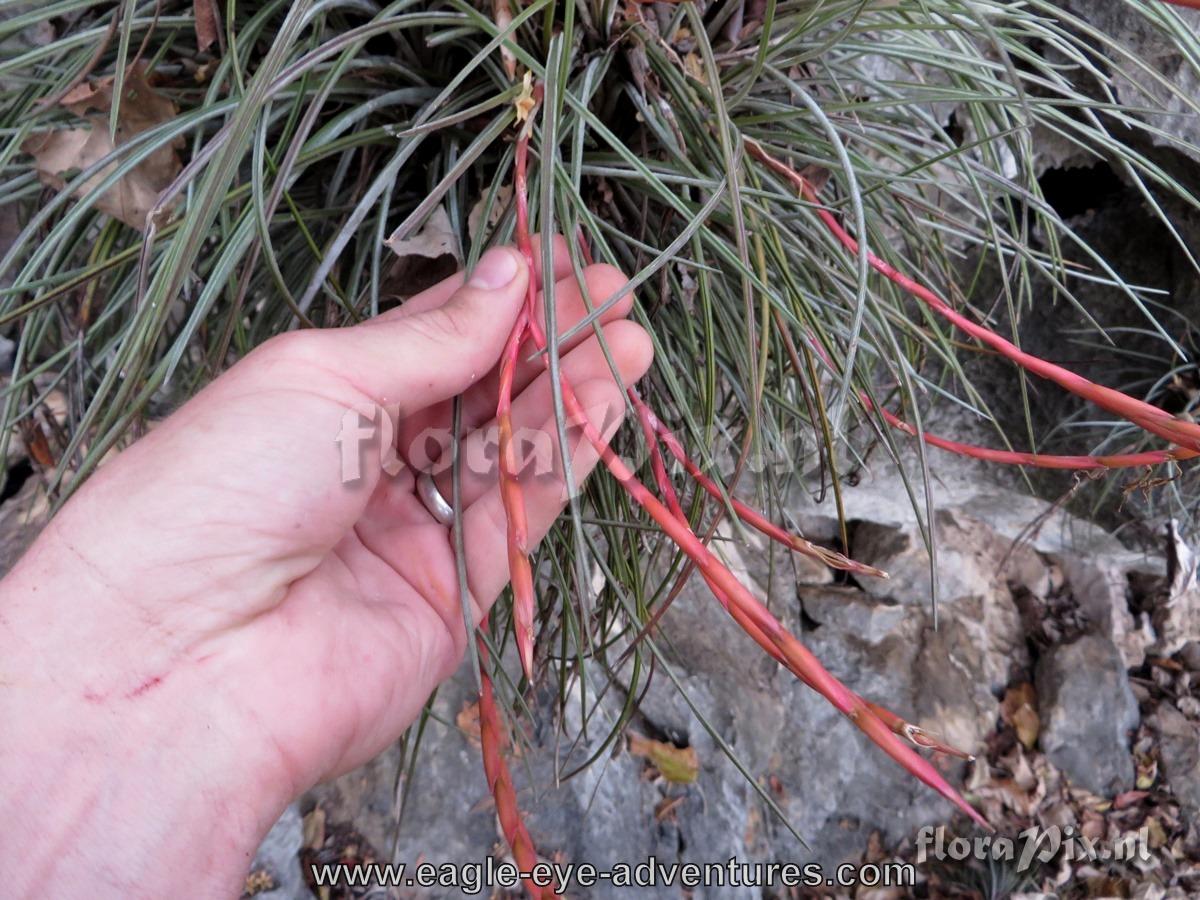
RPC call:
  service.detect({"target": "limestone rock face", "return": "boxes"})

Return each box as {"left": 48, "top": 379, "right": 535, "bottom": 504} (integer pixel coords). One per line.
{"left": 1152, "top": 703, "right": 1200, "bottom": 823}
{"left": 260, "top": 446, "right": 1164, "bottom": 897}
{"left": 1035, "top": 635, "right": 1141, "bottom": 797}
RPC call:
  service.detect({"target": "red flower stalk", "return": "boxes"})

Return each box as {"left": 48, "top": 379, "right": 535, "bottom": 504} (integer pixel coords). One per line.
{"left": 797, "top": 328, "right": 1198, "bottom": 471}
{"left": 634, "top": 397, "right": 974, "bottom": 762}
{"left": 744, "top": 138, "right": 1200, "bottom": 457}
{"left": 630, "top": 391, "right": 887, "bottom": 577}
{"left": 496, "top": 82, "right": 544, "bottom": 680}
{"left": 872, "top": 397, "right": 1196, "bottom": 470}
{"left": 476, "top": 619, "right": 558, "bottom": 900}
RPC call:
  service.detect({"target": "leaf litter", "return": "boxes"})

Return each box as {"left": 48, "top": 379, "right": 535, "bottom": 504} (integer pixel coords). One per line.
{"left": 22, "top": 64, "right": 183, "bottom": 231}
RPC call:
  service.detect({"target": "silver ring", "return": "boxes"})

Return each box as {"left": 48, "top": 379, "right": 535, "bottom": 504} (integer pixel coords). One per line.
{"left": 416, "top": 471, "right": 455, "bottom": 526}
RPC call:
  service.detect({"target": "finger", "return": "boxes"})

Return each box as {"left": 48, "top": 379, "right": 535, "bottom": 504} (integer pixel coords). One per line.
{"left": 275, "top": 246, "right": 528, "bottom": 412}
{"left": 376, "top": 233, "right": 571, "bottom": 325}
{"left": 455, "top": 262, "right": 637, "bottom": 433}
{"left": 462, "top": 377, "right": 629, "bottom": 610}
{"left": 529, "top": 232, "right": 574, "bottom": 286}
{"left": 395, "top": 262, "right": 639, "bottom": 466}
{"left": 428, "top": 319, "right": 652, "bottom": 508}
{"left": 376, "top": 271, "right": 465, "bottom": 321}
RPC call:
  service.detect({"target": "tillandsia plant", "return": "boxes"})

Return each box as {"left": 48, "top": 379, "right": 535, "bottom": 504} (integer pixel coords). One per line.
{"left": 3, "top": 0, "right": 1200, "bottom": 883}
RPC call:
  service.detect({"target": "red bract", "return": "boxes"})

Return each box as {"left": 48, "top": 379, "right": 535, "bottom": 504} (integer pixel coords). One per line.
{"left": 744, "top": 138, "right": 1200, "bottom": 467}
{"left": 477, "top": 84, "right": 1011, "bottom": 899}
{"left": 475, "top": 618, "right": 559, "bottom": 900}
{"left": 633, "top": 396, "right": 974, "bottom": 764}
{"left": 631, "top": 391, "right": 887, "bottom": 577}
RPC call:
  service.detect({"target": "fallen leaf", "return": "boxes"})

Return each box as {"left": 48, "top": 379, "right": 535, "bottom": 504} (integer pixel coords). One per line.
{"left": 682, "top": 52, "right": 706, "bottom": 84}
{"left": 1136, "top": 755, "right": 1158, "bottom": 789}
{"left": 1002, "top": 682, "right": 1041, "bottom": 749}
{"left": 382, "top": 205, "right": 462, "bottom": 299}
{"left": 654, "top": 795, "right": 684, "bottom": 822}
{"left": 466, "top": 184, "right": 513, "bottom": 244}
{"left": 1145, "top": 816, "right": 1168, "bottom": 849}
{"left": 628, "top": 733, "right": 699, "bottom": 784}
{"left": 677, "top": 264, "right": 698, "bottom": 312}
{"left": 1114, "top": 789, "right": 1149, "bottom": 810}
{"left": 20, "top": 421, "right": 54, "bottom": 468}
{"left": 301, "top": 807, "right": 326, "bottom": 850}
{"left": 194, "top": 0, "right": 220, "bottom": 53}
{"left": 22, "top": 64, "right": 183, "bottom": 230}
{"left": 456, "top": 699, "right": 482, "bottom": 745}
{"left": 385, "top": 205, "right": 461, "bottom": 265}
{"left": 242, "top": 869, "right": 276, "bottom": 897}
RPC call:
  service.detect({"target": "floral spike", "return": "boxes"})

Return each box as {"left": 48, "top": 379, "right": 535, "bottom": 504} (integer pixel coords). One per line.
{"left": 629, "top": 391, "right": 887, "bottom": 578}
{"left": 521, "top": 304, "right": 989, "bottom": 827}
{"left": 634, "top": 399, "right": 975, "bottom": 763}
{"left": 476, "top": 620, "right": 558, "bottom": 900}
{"left": 744, "top": 137, "right": 1200, "bottom": 456}
{"left": 495, "top": 81, "right": 545, "bottom": 681}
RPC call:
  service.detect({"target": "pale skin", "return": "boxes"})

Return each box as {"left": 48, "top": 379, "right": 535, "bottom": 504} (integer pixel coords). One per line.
{"left": 0, "top": 238, "right": 652, "bottom": 899}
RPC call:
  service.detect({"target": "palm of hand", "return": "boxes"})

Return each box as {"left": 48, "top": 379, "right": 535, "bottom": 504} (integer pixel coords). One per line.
{"left": 19, "top": 241, "right": 650, "bottom": 794}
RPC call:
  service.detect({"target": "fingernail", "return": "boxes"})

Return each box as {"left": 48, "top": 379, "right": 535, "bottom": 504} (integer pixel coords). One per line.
{"left": 468, "top": 247, "right": 520, "bottom": 289}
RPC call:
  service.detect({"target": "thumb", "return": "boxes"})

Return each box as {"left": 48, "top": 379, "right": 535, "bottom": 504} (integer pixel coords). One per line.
{"left": 320, "top": 246, "right": 529, "bottom": 410}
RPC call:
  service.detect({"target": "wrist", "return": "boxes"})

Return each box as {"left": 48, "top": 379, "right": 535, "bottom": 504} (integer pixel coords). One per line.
{"left": 0, "top": 540, "right": 294, "bottom": 899}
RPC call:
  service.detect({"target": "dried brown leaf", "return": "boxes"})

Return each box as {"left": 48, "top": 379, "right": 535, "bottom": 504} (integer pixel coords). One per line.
{"left": 1002, "top": 682, "right": 1041, "bottom": 750}
{"left": 301, "top": 807, "right": 326, "bottom": 850}
{"left": 22, "top": 65, "right": 183, "bottom": 230}
{"left": 456, "top": 699, "right": 482, "bottom": 746}
{"left": 194, "top": 0, "right": 220, "bottom": 54}
{"left": 466, "top": 184, "right": 512, "bottom": 244}
{"left": 385, "top": 205, "right": 461, "bottom": 265}
{"left": 628, "top": 733, "right": 699, "bottom": 784}
{"left": 382, "top": 206, "right": 462, "bottom": 299}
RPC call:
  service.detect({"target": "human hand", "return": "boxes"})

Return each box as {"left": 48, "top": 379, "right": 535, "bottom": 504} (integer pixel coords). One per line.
{"left": 0, "top": 238, "right": 652, "bottom": 899}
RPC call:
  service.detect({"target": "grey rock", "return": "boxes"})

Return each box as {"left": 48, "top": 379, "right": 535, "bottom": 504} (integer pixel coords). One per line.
{"left": 1180, "top": 641, "right": 1200, "bottom": 673}
{"left": 1155, "top": 524, "right": 1200, "bottom": 658}
{"left": 250, "top": 804, "right": 312, "bottom": 900}
{"left": 311, "top": 675, "right": 496, "bottom": 872}
{"left": 1060, "top": 1, "right": 1200, "bottom": 162}
{"left": 1152, "top": 703, "right": 1200, "bottom": 821}
{"left": 289, "top": 446, "right": 1163, "bottom": 890}
{"left": 1035, "top": 635, "right": 1139, "bottom": 796}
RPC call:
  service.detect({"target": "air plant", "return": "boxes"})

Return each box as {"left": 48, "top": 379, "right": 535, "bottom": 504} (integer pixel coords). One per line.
{"left": 3, "top": 0, "right": 1200, "bottom": 890}
{"left": 481, "top": 6, "right": 1200, "bottom": 884}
